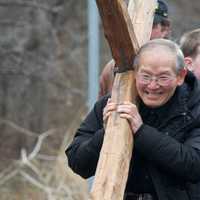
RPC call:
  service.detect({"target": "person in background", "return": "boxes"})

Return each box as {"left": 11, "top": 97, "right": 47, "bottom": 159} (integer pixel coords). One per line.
{"left": 180, "top": 28, "right": 200, "bottom": 79}
{"left": 66, "top": 39, "right": 200, "bottom": 200}
{"left": 98, "top": 0, "right": 171, "bottom": 98}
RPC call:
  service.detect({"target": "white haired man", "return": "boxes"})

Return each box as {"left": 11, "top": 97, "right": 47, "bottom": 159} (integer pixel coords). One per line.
{"left": 66, "top": 39, "right": 200, "bottom": 200}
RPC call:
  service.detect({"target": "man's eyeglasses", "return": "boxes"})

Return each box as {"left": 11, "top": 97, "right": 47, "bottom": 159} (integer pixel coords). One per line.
{"left": 137, "top": 72, "right": 176, "bottom": 86}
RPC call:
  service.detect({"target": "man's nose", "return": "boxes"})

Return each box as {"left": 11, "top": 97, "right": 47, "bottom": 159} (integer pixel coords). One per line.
{"left": 147, "top": 79, "right": 160, "bottom": 89}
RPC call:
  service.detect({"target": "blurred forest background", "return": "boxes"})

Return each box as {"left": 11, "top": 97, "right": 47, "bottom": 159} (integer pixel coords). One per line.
{"left": 0, "top": 0, "right": 199, "bottom": 199}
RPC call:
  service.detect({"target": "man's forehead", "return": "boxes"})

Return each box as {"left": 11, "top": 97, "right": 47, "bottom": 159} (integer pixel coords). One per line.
{"left": 139, "top": 46, "right": 174, "bottom": 58}
{"left": 137, "top": 47, "right": 177, "bottom": 70}
{"left": 139, "top": 64, "right": 175, "bottom": 71}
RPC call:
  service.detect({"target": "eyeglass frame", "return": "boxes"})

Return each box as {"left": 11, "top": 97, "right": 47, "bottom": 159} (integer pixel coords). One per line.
{"left": 136, "top": 72, "right": 177, "bottom": 86}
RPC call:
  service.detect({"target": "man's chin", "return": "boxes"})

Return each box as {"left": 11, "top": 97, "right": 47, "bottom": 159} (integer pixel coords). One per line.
{"left": 142, "top": 98, "right": 163, "bottom": 108}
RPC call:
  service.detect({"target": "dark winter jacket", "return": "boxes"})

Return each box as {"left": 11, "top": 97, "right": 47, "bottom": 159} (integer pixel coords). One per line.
{"left": 66, "top": 72, "right": 200, "bottom": 200}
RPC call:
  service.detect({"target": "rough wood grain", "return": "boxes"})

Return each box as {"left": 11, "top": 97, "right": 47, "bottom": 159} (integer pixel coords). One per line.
{"left": 91, "top": 71, "right": 136, "bottom": 200}
{"left": 90, "top": 1, "right": 156, "bottom": 199}
{"left": 95, "top": 0, "right": 139, "bottom": 71}
{"left": 129, "top": 0, "right": 156, "bottom": 46}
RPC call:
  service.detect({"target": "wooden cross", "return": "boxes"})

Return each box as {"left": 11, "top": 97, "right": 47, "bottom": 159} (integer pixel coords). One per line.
{"left": 90, "top": 0, "right": 157, "bottom": 199}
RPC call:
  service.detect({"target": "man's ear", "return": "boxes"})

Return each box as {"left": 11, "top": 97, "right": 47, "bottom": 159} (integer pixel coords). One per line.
{"left": 177, "top": 67, "right": 188, "bottom": 86}
{"left": 184, "top": 57, "right": 193, "bottom": 71}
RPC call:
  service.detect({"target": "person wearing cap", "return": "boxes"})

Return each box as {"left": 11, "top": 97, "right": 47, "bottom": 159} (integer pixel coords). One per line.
{"left": 150, "top": 0, "right": 170, "bottom": 39}
{"left": 66, "top": 39, "right": 200, "bottom": 200}
{"left": 98, "top": 0, "right": 171, "bottom": 99}
{"left": 180, "top": 28, "right": 200, "bottom": 79}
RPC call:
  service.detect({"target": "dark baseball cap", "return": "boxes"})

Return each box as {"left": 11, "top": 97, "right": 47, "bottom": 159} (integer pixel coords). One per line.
{"left": 153, "top": 0, "right": 170, "bottom": 25}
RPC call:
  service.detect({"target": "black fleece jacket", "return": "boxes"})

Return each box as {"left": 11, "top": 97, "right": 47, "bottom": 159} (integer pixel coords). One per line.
{"left": 66, "top": 72, "right": 200, "bottom": 200}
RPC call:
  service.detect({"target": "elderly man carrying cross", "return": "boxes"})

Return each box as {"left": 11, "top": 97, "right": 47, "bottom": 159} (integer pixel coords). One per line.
{"left": 66, "top": 39, "right": 200, "bottom": 200}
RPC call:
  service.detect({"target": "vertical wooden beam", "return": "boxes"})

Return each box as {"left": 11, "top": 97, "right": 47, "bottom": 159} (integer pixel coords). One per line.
{"left": 129, "top": 0, "right": 157, "bottom": 46}
{"left": 95, "top": 0, "right": 139, "bottom": 69}
{"left": 90, "top": 1, "right": 156, "bottom": 200}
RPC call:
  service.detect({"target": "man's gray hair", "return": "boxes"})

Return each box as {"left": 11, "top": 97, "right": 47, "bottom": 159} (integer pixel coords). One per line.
{"left": 134, "top": 39, "right": 185, "bottom": 73}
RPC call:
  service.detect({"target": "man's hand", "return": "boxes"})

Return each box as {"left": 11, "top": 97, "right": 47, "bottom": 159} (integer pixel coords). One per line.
{"left": 103, "top": 99, "right": 143, "bottom": 134}
{"left": 103, "top": 98, "right": 117, "bottom": 127}
{"left": 117, "top": 101, "right": 143, "bottom": 134}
